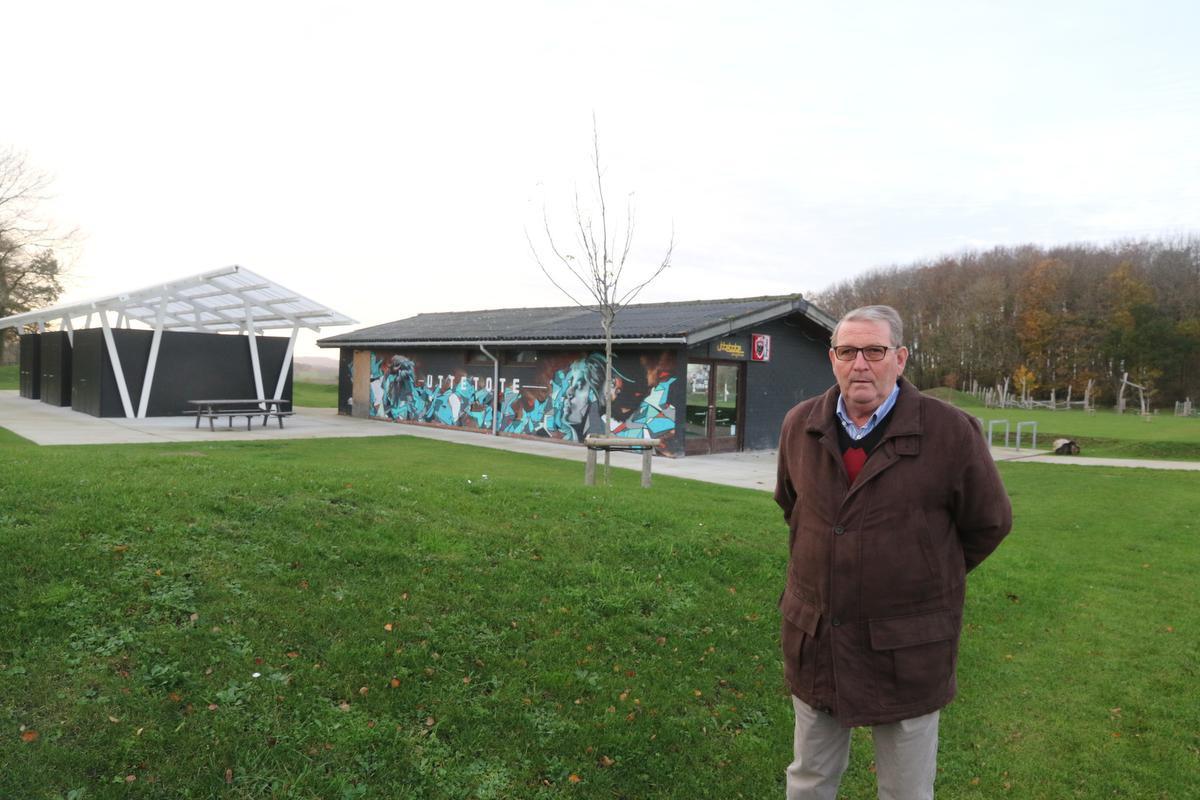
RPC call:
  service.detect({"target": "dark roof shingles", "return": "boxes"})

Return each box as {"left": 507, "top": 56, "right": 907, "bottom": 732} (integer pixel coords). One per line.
{"left": 320, "top": 295, "right": 822, "bottom": 345}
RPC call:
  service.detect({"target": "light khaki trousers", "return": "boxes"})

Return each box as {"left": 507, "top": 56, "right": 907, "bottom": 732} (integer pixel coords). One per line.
{"left": 786, "top": 696, "right": 939, "bottom": 800}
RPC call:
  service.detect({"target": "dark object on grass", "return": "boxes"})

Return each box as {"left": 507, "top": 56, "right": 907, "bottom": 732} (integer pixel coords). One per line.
{"left": 1053, "top": 438, "right": 1080, "bottom": 455}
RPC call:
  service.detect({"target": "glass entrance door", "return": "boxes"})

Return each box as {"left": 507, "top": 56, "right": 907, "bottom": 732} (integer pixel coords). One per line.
{"left": 686, "top": 363, "right": 712, "bottom": 454}
{"left": 711, "top": 363, "right": 741, "bottom": 452}
{"left": 685, "top": 360, "right": 743, "bottom": 455}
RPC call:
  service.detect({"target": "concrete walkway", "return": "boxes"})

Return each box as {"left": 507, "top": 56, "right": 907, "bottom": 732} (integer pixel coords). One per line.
{"left": 0, "top": 392, "right": 779, "bottom": 490}
{"left": 986, "top": 447, "right": 1200, "bottom": 471}
{"left": 2, "top": 392, "right": 1197, "bottom": 494}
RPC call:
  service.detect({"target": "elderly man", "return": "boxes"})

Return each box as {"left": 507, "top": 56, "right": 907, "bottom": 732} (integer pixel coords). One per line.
{"left": 775, "top": 305, "right": 1012, "bottom": 799}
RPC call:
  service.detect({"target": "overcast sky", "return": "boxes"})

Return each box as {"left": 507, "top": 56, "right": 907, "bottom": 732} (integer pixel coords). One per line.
{"left": 5, "top": 1, "right": 1199, "bottom": 357}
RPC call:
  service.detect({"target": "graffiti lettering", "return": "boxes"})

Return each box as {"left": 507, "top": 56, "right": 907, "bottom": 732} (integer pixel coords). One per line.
{"left": 422, "top": 374, "right": 520, "bottom": 393}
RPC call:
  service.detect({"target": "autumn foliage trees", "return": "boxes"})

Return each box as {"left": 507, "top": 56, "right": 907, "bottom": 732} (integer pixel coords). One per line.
{"left": 0, "top": 147, "right": 70, "bottom": 363}
{"left": 816, "top": 238, "right": 1200, "bottom": 407}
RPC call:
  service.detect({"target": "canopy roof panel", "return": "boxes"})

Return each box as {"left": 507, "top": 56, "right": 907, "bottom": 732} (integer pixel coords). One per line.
{"left": 1, "top": 265, "right": 356, "bottom": 333}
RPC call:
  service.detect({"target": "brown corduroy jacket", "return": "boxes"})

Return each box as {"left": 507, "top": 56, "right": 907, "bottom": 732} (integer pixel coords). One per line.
{"left": 775, "top": 378, "right": 1012, "bottom": 727}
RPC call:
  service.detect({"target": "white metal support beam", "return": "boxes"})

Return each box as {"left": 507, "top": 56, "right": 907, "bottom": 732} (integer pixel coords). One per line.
{"left": 183, "top": 282, "right": 270, "bottom": 301}
{"left": 207, "top": 296, "right": 301, "bottom": 313}
{"left": 100, "top": 309, "right": 135, "bottom": 418}
{"left": 137, "top": 305, "right": 167, "bottom": 418}
{"left": 246, "top": 304, "right": 265, "bottom": 403}
{"left": 273, "top": 325, "right": 299, "bottom": 400}
{"left": 62, "top": 315, "right": 74, "bottom": 346}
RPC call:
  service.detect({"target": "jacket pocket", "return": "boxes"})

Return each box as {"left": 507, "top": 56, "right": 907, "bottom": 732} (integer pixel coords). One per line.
{"left": 780, "top": 590, "right": 820, "bottom": 637}
{"left": 867, "top": 608, "right": 957, "bottom": 709}
{"left": 779, "top": 590, "right": 821, "bottom": 695}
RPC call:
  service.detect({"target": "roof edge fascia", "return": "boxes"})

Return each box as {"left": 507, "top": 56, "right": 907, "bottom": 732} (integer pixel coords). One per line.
{"left": 317, "top": 336, "right": 688, "bottom": 349}
{"left": 685, "top": 298, "right": 834, "bottom": 345}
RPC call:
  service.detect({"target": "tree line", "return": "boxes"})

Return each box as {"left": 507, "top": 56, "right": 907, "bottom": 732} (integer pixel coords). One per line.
{"left": 815, "top": 237, "right": 1200, "bottom": 407}
{"left": 0, "top": 147, "right": 68, "bottom": 363}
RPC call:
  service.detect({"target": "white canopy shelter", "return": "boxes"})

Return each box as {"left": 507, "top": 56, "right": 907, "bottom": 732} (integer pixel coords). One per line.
{"left": 2, "top": 265, "right": 355, "bottom": 419}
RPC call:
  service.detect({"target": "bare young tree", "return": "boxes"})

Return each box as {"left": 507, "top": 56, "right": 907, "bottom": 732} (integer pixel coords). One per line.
{"left": 0, "top": 146, "right": 75, "bottom": 362}
{"left": 527, "top": 119, "right": 674, "bottom": 457}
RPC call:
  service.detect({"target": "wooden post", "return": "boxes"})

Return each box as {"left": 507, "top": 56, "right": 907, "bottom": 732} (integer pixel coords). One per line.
{"left": 641, "top": 449, "right": 652, "bottom": 488}
{"left": 585, "top": 447, "right": 597, "bottom": 486}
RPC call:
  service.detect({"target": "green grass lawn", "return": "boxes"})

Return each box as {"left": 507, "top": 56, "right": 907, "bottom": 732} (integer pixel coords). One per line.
{"left": 0, "top": 364, "right": 16, "bottom": 390}
{"left": 926, "top": 387, "right": 1200, "bottom": 460}
{"left": 1, "top": 431, "right": 1197, "bottom": 798}
{"left": 292, "top": 381, "right": 338, "bottom": 408}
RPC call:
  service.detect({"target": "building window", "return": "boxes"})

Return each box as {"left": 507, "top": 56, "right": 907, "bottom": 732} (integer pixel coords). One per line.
{"left": 503, "top": 350, "right": 539, "bottom": 364}
{"left": 465, "top": 350, "right": 493, "bottom": 365}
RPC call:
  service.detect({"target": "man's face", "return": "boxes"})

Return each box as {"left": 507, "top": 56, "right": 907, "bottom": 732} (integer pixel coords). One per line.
{"left": 830, "top": 319, "right": 908, "bottom": 421}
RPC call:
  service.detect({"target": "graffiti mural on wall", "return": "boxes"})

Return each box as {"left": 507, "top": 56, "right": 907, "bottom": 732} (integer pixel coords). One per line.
{"left": 363, "top": 350, "right": 677, "bottom": 444}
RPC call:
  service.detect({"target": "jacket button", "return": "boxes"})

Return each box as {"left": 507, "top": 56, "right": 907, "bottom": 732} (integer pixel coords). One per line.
{"left": 833, "top": 525, "right": 845, "bottom": 535}
{"left": 831, "top": 617, "right": 841, "bottom": 627}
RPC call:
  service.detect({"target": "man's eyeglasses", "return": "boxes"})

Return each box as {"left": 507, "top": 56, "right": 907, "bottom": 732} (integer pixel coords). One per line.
{"left": 832, "top": 345, "right": 894, "bottom": 362}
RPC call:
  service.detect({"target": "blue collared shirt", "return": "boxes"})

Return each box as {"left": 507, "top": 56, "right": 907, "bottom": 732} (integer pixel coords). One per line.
{"left": 836, "top": 383, "right": 900, "bottom": 441}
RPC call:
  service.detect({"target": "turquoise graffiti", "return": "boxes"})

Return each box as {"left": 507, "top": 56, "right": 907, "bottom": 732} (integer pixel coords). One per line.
{"left": 611, "top": 376, "right": 677, "bottom": 440}
{"left": 370, "top": 354, "right": 492, "bottom": 427}
{"left": 367, "top": 351, "right": 676, "bottom": 442}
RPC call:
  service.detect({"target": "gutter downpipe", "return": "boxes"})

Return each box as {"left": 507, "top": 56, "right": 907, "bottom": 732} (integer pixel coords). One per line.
{"left": 478, "top": 344, "right": 500, "bottom": 435}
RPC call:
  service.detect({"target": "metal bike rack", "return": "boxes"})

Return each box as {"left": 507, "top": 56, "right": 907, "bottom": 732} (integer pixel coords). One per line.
{"left": 1015, "top": 421, "right": 1038, "bottom": 451}
{"left": 987, "top": 419, "right": 1011, "bottom": 448}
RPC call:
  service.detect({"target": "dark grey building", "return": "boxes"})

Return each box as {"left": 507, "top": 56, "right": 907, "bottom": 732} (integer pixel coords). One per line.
{"left": 318, "top": 295, "right": 835, "bottom": 456}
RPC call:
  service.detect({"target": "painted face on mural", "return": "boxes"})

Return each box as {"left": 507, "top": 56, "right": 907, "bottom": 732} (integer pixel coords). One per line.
{"left": 562, "top": 369, "right": 594, "bottom": 425}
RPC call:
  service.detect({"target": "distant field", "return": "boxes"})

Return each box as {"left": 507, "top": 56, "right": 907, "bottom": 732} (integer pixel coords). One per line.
{"left": 0, "top": 370, "right": 336, "bottom": 409}
{"left": 292, "top": 380, "right": 338, "bottom": 408}
{"left": 0, "top": 431, "right": 1197, "bottom": 798}
{"left": 926, "top": 387, "right": 1200, "bottom": 460}
{"left": 294, "top": 367, "right": 338, "bottom": 386}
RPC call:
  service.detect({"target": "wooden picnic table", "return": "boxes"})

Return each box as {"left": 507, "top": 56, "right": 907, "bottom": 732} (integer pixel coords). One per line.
{"left": 186, "top": 398, "right": 294, "bottom": 430}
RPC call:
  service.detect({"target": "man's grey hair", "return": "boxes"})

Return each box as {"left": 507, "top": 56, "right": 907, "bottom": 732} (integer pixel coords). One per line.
{"left": 831, "top": 305, "right": 904, "bottom": 347}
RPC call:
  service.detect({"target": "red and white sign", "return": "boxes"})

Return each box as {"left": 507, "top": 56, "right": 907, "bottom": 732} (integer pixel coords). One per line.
{"left": 751, "top": 333, "right": 771, "bottom": 362}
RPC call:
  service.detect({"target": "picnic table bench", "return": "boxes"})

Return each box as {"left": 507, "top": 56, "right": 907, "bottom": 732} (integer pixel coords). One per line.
{"left": 583, "top": 436, "right": 662, "bottom": 488}
{"left": 185, "top": 399, "right": 294, "bottom": 430}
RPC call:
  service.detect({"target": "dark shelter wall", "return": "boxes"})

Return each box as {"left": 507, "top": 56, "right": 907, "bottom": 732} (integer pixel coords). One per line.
{"left": 39, "top": 331, "right": 73, "bottom": 407}
{"left": 338, "top": 348, "right": 353, "bottom": 416}
{"left": 741, "top": 314, "right": 833, "bottom": 451}
{"left": 19, "top": 334, "right": 41, "bottom": 399}
{"left": 69, "top": 329, "right": 293, "bottom": 417}
{"left": 69, "top": 329, "right": 108, "bottom": 416}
